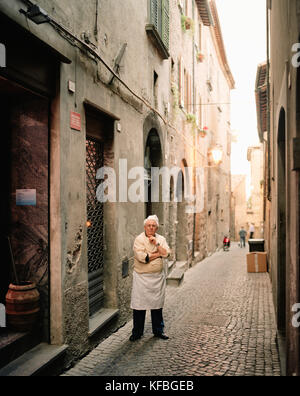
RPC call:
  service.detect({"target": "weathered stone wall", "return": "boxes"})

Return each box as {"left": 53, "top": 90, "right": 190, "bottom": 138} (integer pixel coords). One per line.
{"left": 0, "top": 0, "right": 233, "bottom": 367}
{"left": 268, "top": 0, "right": 300, "bottom": 376}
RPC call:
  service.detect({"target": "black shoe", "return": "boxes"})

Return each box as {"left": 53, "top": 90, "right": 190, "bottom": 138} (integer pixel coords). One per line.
{"left": 129, "top": 335, "right": 141, "bottom": 342}
{"left": 154, "top": 333, "right": 169, "bottom": 340}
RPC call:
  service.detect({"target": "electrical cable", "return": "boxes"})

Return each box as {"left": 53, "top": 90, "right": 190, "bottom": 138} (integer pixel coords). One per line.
{"left": 18, "top": 0, "right": 230, "bottom": 161}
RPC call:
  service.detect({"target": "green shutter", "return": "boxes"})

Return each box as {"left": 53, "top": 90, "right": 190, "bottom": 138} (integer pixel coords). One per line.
{"left": 150, "top": 0, "right": 159, "bottom": 31}
{"left": 162, "top": 0, "right": 169, "bottom": 50}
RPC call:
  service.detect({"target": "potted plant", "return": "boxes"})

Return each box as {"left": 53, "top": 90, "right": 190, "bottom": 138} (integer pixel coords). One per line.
{"left": 196, "top": 52, "right": 205, "bottom": 63}
{"left": 199, "top": 126, "right": 208, "bottom": 138}
{"left": 185, "top": 17, "right": 192, "bottom": 30}
{"left": 5, "top": 235, "right": 43, "bottom": 332}
{"left": 181, "top": 15, "right": 194, "bottom": 32}
{"left": 186, "top": 113, "right": 197, "bottom": 127}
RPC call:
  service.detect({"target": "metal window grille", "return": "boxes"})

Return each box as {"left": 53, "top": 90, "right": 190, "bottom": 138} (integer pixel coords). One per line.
{"left": 86, "top": 137, "right": 104, "bottom": 316}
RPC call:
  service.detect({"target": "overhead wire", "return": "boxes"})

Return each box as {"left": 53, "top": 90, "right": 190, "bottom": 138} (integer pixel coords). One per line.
{"left": 19, "top": 0, "right": 231, "bottom": 162}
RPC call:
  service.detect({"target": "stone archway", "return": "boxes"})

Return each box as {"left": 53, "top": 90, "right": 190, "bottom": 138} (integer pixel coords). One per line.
{"left": 175, "top": 159, "right": 190, "bottom": 262}
{"left": 144, "top": 128, "right": 163, "bottom": 228}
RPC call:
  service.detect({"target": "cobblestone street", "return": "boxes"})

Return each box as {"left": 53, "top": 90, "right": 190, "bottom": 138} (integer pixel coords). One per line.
{"left": 63, "top": 243, "right": 281, "bottom": 377}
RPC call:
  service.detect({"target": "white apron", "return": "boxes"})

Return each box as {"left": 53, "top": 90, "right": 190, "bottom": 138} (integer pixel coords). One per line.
{"left": 130, "top": 270, "right": 166, "bottom": 310}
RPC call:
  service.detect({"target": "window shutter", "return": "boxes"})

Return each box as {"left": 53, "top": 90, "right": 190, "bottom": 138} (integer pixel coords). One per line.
{"left": 150, "top": 0, "right": 159, "bottom": 31}
{"left": 162, "top": 0, "right": 170, "bottom": 50}
{"left": 189, "top": 74, "right": 192, "bottom": 113}
{"left": 179, "top": 57, "right": 184, "bottom": 108}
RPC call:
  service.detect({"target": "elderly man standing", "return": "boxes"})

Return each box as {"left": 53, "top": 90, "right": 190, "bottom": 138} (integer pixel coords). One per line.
{"left": 130, "top": 215, "right": 171, "bottom": 341}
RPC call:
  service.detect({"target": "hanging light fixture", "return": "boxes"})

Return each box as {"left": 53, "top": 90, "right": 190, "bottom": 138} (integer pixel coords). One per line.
{"left": 208, "top": 144, "right": 223, "bottom": 166}
{"left": 19, "top": 4, "right": 50, "bottom": 25}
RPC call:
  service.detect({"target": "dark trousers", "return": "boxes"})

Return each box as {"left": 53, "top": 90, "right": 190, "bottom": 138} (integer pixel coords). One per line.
{"left": 132, "top": 308, "right": 164, "bottom": 337}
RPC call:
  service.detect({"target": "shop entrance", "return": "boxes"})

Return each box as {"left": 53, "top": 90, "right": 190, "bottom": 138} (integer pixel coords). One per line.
{"left": 85, "top": 105, "right": 115, "bottom": 317}
{"left": 0, "top": 76, "right": 49, "bottom": 341}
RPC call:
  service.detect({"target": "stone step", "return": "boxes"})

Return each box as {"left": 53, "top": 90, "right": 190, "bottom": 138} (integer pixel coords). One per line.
{"left": 0, "top": 329, "right": 42, "bottom": 370}
{"left": 166, "top": 268, "right": 185, "bottom": 287}
{"left": 176, "top": 261, "right": 189, "bottom": 272}
{"left": 167, "top": 259, "right": 176, "bottom": 274}
{"left": 192, "top": 251, "right": 202, "bottom": 266}
{"left": 0, "top": 343, "right": 68, "bottom": 376}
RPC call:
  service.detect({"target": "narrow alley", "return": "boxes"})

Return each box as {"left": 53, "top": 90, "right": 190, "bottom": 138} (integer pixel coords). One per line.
{"left": 63, "top": 243, "right": 281, "bottom": 377}
{"left": 1, "top": 0, "right": 300, "bottom": 377}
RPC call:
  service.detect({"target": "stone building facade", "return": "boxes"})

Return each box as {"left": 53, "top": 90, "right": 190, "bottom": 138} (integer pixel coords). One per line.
{"left": 0, "top": 0, "right": 233, "bottom": 371}
{"left": 256, "top": 0, "right": 300, "bottom": 376}
{"left": 231, "top": 175, "right": 247, "bottom": 241}
{"left": 246, "top": 145, "right": 264, "bottom": 239}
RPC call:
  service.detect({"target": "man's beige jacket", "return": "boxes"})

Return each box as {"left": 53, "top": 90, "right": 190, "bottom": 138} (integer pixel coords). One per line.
{"left": 133, "top": 232, "right": 171, "bottom": 274}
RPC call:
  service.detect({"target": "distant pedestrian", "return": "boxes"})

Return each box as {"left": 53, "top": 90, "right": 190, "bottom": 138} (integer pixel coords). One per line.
{"left": 130, "top": 215, "right": 171, "bottom": 341}
{"left": 239, "top": 226, "right": 247, "bottom": 248}
{"left": 249, "top": 223, "right": 255, "bottom": 239}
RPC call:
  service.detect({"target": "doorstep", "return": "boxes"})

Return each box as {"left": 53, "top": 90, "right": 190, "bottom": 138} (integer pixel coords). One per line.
{"left": 88, "top": 308, "right": 119, "bottom": 338}
{"left": 166, "top": 268, "right": 184, "bottom": 287}
{"left": 0, "top": 328, "right": 42, "bottom": 370}
{"left": 0, "top": 343, "right": 68, "bottom": 376}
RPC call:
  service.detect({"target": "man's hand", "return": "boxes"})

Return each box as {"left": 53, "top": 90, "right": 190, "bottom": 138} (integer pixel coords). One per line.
{"left": 148, "top": 251, "right": 161, "bottom": 261}
{"left": 148, "top": 236, "right": 157, "bottom": 245}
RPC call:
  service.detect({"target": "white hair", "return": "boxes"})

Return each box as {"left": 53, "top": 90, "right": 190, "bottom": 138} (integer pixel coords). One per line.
{"left": 144, "top": 215, "right": 159, "bottom": 227}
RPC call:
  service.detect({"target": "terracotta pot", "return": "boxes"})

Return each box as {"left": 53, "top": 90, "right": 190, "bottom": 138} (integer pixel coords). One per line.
{"left": 5, "top": 282, "right": 40, "bottom": 332}
{"left": 185, "top": 18, "right": 191, "bottom": 29}
{"left": 197, "top": 53, "right": 204, "bottom": 62}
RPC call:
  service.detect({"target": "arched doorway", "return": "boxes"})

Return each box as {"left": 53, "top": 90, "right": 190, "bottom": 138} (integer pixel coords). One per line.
{"left": 176, "top": 160, "right": 190, "bottom": 262}
{"left": 176, "top": 169, "right": 185, "bottom": 261}
{"left": 144, "top": 129, "right": 163, "bottom": 226}
{"left": 168, "top": 176, "right": 176, "bottom": 261}
{"left": 277, "top": 107, "right": 286, "bottom": 333}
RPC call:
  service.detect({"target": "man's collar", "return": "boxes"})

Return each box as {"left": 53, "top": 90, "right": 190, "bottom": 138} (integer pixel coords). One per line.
{"left": 144, "top": 232, "right": 157, "bottom": 237}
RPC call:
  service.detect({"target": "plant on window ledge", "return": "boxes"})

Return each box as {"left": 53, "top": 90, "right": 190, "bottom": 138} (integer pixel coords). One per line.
{"left": 181, "top": 15, "right": 194, "bottom": 33}
{"left": 186, "top": 113, "right": 197, "bottom": 130}
{"left": 198, "top": 126, "right": 208, "bottom": 138}
{"left": 196, "top": 52, "right": 205, "bottom": 63}
{"left": 171, "top": 82, "right": 179, "bottom": 110}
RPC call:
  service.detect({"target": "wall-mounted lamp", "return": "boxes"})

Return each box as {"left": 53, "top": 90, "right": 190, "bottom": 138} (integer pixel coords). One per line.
{"left": 208, "top": 144, "right": 223, "bottom": 166}
{"left": 20, "top": 5, "right": 50, "bottom": 25}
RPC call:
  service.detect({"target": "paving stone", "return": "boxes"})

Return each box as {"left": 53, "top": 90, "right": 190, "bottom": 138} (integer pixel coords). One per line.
{"left": 62, "top": 243, "right": 282, "bottom": 377}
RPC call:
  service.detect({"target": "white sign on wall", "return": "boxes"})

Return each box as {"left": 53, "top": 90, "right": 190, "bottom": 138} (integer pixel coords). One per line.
{"left": 16, "top": 189, "right": 37, "bottom": 206}
{"left": 0, "top": 43, "right": 5, "bottom": 68}
{"left": 0, "top": 303, "right": 6, "bottom": 328}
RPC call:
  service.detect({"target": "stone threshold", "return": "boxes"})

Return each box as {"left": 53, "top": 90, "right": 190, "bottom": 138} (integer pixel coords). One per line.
{"left": 88, "top": 308, "right": 119, "bottom": 338}
{"left": 0, "top": 343, "right": 68, "bottom": 376}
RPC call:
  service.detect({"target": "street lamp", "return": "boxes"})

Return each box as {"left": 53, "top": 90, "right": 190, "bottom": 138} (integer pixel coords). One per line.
{"left": 208, "top": 144, "right": 223, "bottom": 166}
{"left": 19, "top": 4, "right": 50, "bottom": 25}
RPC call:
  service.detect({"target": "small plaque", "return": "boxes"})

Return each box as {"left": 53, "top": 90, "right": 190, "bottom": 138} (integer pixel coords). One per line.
{"left": 70, "top": 111, "right": 81, "bottom": 131}
{"left": 16, "top": 189, "right": 36, "bottom": 206}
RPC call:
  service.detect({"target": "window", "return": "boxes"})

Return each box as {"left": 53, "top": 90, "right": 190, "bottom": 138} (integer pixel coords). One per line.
{"left": 179, "top": 58, "right": 192, "bottom": 112}
{"left": 185, "top": 71, "right": 192, "bottom": 112}
{"left": 198, "top": 23, "right": 202, "bottom": 51}
{"left": 198, "top": 95, "right": 203, "bottom": 127}
{"left": 147, "top": 0, "right": 170, "bottom": 59}
{"left": 179, "top": 57, "right": 184, "bottom": 107}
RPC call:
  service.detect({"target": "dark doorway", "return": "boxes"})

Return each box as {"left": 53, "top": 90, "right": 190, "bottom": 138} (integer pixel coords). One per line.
{"left": 85, "top": 106, "right": 114, "bottom": 317}
{"left": 145, "top": 129, "right": 163, "bottom": 223}
{"left": 0, "top": 76, "right": 50, "bottom": 341}
{"left": 277, "top": 108, "right": 286, "bottom": 333}
{"left": 176, "top": 169, "right": 186, "bottom": 261}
